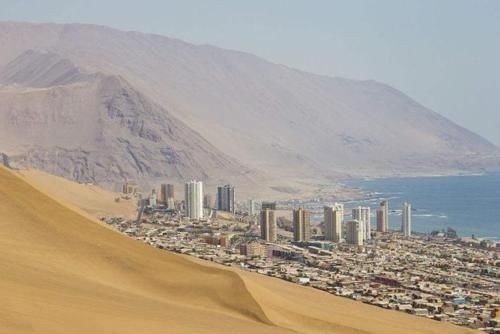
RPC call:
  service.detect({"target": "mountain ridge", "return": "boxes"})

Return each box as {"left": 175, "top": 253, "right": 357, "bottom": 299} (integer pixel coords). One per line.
{"left": 0, "top": 21, "right": 498, "bottom": 194}
{"left": 0, "top": 50, "right": 257, "bottom": 189}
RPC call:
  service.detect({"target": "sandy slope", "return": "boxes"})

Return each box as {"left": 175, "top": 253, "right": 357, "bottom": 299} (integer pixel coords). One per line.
{"left": 0, "top": 165, "right": 475, "bottom": 334}
{"left": 188, "top": 256, "right": 478, "bottom": 334}
{"left": 238, "top": 270, "right": 475, "bottom": 334}
{"left": 15, "top": 168, "right": 136, "bottom": 219}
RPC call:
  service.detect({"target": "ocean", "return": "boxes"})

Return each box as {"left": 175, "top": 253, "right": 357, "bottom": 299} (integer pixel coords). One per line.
{"left": 344, "top": 173, "right": 500, "bottom": 239}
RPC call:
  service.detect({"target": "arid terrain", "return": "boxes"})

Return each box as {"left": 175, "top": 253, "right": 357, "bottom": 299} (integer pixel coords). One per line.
{"left": 1, "top": 22, "right": 499, "bottom": 197}
{"left": 14, "top": 168, "right": 137, "bottom": 219}
{"left": 0, "top": 165, "right": 477, "bottom": 334}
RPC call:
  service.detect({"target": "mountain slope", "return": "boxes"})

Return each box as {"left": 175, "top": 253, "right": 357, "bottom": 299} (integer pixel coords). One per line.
{"left": 0, "top": 164, "right": 475, "bottom": 334}
{"left": 0, "top": 50, "right": 255, "bottom": 189}
{"left": 39, "top": 22, "right": 499, "bottom": 173}
{"left": 0, "top": 21, "right": 498, "bottom": 191}
{"left": 0, "top": 49, "right": 86, "bottom": 87}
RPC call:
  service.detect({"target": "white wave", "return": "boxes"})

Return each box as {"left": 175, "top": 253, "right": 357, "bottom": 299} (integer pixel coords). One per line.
{"left": 478, "top": 236, "right": 499, "bottom": 241}
{"left": 413, "top": 214, "right": 448, "bottom": 219}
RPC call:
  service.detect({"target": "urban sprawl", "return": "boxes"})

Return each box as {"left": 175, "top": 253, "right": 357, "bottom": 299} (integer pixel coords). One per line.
{"left": 104, "top": 180, "right": 499, "bottom": 333}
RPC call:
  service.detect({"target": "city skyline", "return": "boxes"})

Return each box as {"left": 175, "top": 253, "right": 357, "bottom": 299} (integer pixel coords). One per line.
{"left": 0, "top": 3, "right": 497, "bottom": 334}
{"left": 141, "top": 180, "right": 422, "bottom": 242}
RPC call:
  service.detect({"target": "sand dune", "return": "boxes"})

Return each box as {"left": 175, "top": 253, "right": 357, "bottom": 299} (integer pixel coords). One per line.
{"left": 14, "top": 168, "right": 136, "bottom": 219}
{"left": 0, "top": 165, "right": 476, "bottom": 334}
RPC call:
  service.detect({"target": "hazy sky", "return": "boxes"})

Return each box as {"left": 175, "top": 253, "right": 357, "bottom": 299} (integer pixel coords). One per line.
{"left": 1, "top": 0, "right": 499, "bottom": 145}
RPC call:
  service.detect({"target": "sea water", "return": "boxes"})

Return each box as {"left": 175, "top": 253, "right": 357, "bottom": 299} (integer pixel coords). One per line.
{"left": 344, "top": 173, "right": 500, "bottom": 239}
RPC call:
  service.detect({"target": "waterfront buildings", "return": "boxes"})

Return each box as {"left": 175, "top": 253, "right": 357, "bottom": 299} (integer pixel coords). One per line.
{"left": 293, "top": 208, "right": 311, "bottom": 241}
{"left": 346, "top": 220, "right": 363, "bottom": 246}
{"left": 217, "top": 184, "right": 235, "bottom": 214}
{"left": 377, "top": 200, "right": 389, "bottom": 232}
{"left": 402, "top": 202, "right": 412, "bottom": 237}
{"left": 324, "top": 204, "right": 343, "bottom": 242}
{"left": 260, "top": 208, "right": 277, "bottom": 242}
{"left": 352, "top": 206, "right": 371, "bottom": 241}
{"left": 185, "top": 180, "right": 204, "bottom": 219}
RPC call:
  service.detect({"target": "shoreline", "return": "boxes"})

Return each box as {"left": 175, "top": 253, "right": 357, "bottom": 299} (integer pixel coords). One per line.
{"left": 298, "top": 173, "right": 500, "bottom": 240}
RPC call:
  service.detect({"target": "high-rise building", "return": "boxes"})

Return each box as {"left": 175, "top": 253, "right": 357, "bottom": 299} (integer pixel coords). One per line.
{"left": 376, "top": 208, "right": 384, "bottom": 233}
{"left": 346, "top": 220, "right": 363, "bottom": 246}
{"left": 160, "top": 183, "right": 175, "bottom": 208}
{"left": 293, "top": 208, "right": 311, "bottom": 242}
{"left": 166, "top": 197, "right": 175, "bottom": 210}
{"left": 334, "top": 202, "right": 344, "bottom": 220}
{"left": 260, "top": 208, "right": 277, "bottom": 242}
{"left": 184, "top": 180, "right": 204, "bottom": 219}
{"left": 376, "top": 200, "right": 389, "bottom": 232}
{"left": 402, "top": 202, "right": 412, "bottom": 237}
{"left": 324, "top": 204, "right": 343, "bottom": 242}
{"left": 149, "top": 189, "right": 157, "bottom": 208}
{"left": 261, "top": 201, "right": 277, "bottom": 211}
{"left": 166, "top": 184, "right": 175, "bottom": 198}
{"left": 203, "top": 194, "right": 214, "bottom": 209}
{"left": 352, "top": 207, "right": 371, "bottom": 241}
{"left": 160, "top": 184, "right": 167, "bottom": 204}
{"left": 248, "top": 199, "right": 255, "bottom": 216}
{"left": 217, "top": 184, "right": 235, "bottom": 214}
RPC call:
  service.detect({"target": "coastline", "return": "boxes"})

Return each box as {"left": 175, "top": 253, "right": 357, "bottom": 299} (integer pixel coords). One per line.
{"left": 337, "top": 172, "right": 500, "bottom": 239}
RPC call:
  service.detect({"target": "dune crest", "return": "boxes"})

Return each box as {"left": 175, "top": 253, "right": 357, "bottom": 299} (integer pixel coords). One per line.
{"left": 14, "top": 168, "right": 136, "bottom": 219}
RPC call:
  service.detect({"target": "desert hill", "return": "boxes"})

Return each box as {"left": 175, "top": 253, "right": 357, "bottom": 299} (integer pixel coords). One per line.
{"left": 0, "top": 22, "right": 498, "bottom": 194}
{"left": 0, "top": 164, "right": 476, "bottom": 334}
{"left": 0, "top": 49, "right": 256, "bottom": 190}
{"left": 14, "top": 168, "right": 136, "bottom": 219}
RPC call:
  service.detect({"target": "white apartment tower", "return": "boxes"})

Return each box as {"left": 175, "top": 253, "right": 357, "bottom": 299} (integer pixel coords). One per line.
{"left": 184, "top": 180, "right": 204, "bottom": 219}
{"left": 352, "top": 206, "right": 371, "bottom": 241}
{"left": 402, "top": 202, "right": 412, "bottom": 237}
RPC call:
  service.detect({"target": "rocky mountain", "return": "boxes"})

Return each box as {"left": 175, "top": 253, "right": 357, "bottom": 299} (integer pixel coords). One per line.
{"left": 0, "top": 50, "right": 252, "bottom": 189}
{"left": 0, "top": 21, "right": 498, "bottom": 193}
